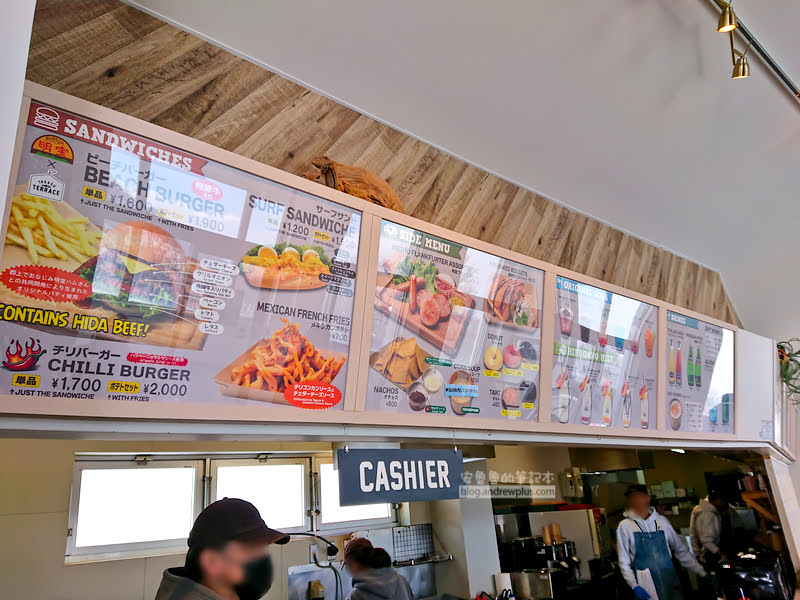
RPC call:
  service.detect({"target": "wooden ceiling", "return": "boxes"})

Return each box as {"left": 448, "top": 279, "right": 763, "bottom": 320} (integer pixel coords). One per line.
{"left": 25, "top": 0, "right": 740, "bottom": 324}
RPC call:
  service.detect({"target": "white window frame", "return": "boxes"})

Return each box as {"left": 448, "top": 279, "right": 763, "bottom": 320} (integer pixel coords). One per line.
{"left": 208, "top": 457, "right": 311, "bottom": 534}
{"left": 66, "top": 458, "right": 204, "bottom": 563}
{"left": 65, "top": 453, "right": 398, "bottom": 563}
{"left": 312, "top": 456, "right": 397, "bottom": 534}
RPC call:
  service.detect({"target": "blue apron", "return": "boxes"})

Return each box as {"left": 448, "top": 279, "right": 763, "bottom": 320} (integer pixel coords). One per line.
{"left": 632, "top": 520, "right": 683, "bottom": 600}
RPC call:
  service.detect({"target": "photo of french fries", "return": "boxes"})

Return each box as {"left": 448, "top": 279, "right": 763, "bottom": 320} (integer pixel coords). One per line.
{"left": 5, "top": 193, "right": 101, "bottom": 264}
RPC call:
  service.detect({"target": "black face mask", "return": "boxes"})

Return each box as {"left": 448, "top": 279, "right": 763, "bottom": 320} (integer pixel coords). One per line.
{"left": 234, "top": 555, "right": 274, "bottom": 600}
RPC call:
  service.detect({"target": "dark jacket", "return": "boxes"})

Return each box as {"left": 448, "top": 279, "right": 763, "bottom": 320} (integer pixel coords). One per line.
{"left": 347, "top": 567, "right": 414, "bottom": 600}
{"left": 154, "top": 568, "right": 224, "bottom": 600}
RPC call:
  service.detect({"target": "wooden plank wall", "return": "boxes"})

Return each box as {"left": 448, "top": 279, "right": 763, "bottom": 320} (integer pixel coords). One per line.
{"left": 25, "top": 0, "right": 740, "bottom": 325}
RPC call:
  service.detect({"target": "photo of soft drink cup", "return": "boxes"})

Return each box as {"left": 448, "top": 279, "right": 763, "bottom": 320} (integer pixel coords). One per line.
{"left": 559, "top": 306, "right": 573, "bottom": 337}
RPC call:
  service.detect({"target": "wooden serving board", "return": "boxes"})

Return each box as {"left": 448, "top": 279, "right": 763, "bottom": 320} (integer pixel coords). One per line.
{"left": 373, "top": 273, "right": 470, "bottom": 356}
{"left": 0, "top": 192, "right": 206, "bottom": 351}
{"left": 214, "top": 337, "right": 347, "bottom": 405}
{"left": 368, "top": 336, "right": 432, "bottom": 391}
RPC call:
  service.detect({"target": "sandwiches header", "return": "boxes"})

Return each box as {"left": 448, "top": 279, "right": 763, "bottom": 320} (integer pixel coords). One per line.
{"left": 28, "top": 103, "right": 208, "bottom": 175}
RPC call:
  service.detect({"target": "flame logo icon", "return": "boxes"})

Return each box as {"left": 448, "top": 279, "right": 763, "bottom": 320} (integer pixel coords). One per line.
{"left": 2, "top": 338, "right": 46, "bottom": 371}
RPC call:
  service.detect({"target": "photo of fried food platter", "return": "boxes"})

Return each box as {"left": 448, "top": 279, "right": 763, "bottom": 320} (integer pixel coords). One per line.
{"left": 214, "top": 319, "right": 346, "bottom": 405}
{"left": 374, "top": 252, "right": 474, "bottom": 355}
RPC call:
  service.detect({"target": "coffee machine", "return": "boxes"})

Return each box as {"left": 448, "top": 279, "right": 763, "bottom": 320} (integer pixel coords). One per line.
{"left": 511, "top": 568, "right": 568, "bottom": 600}
{"left": 508, "top": 533, "right": 574, "bottom": 600}
{"left": 527, "top": 509, "right": 610, "bottom": 582}
{"left": 498, "top": 530, "right": 578, "bottom": 598}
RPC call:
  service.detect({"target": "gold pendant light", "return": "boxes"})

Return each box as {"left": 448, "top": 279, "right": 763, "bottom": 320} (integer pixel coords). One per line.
{"left": 718, "top": 3, "right": 738, "bottom": 33}
{"left": 729, "top": 37, "right": 753, "bottom": 79}
{"left": 708, "top": 0, "right": 800, "bottom": 100}
{"left": 732, "top": 55, "right": 750, "bottom": 79}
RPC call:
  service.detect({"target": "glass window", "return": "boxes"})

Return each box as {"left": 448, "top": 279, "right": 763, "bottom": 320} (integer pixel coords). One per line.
{"left": 72, "top": 464, "right": 197, "bottom": 550}
{"left": 213, "top": 461, "right": 307, "bottom": 530}
{"left": 319, "top": 462, "right": 392, "bottom": 524}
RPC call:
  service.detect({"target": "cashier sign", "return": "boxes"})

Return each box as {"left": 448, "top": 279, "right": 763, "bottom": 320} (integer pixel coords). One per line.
{"left": 336, "top": 449, "right": 464, "bottom": 505}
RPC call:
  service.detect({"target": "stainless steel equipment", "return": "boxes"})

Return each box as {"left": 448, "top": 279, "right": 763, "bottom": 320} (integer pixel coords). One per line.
{"left": 511, "top": 568, "right": 568, "bottom": 600}
{"left": 558, "top": 467, "right": 585, "bottom": 499}
{"left": 527, "top": 509, "right": 611, "bottom": 581}
{"left": 498, "top": 536, "right": 538, "bottom": 573}
{"left": 495, "top": 513, "right": 532, "bottom": 541}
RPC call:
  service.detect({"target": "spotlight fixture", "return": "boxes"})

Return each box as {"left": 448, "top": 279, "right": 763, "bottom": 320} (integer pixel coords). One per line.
{"left": 670, "top": 448, "right": 686, "bottom": 454}
{"left": 717, "top": 2, "right": 738, "bottom": 33}
{"left": 730, "top": 38, "right": 753, "bottom": 79}
{"left": 732, "top": 55, "right": 749, "bottom": 79}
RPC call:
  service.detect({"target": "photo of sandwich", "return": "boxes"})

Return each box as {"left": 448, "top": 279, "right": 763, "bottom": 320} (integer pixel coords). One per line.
{"left": 240, "top": 243, "right": 332, "bottom": 290}
{"left": 74, "top": 221, "right": 187, "bottom": 319}
{"left": 484, "top": 275, "right": 539, "bottom": 329}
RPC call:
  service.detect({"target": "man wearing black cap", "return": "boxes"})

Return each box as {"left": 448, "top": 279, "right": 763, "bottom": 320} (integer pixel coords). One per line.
{"left": 155, "top": 498, "right": 290, "bottom": 600}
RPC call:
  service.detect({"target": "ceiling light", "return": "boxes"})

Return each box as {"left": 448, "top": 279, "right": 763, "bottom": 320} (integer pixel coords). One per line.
{"left": 670, "top": 448, "right": 686, "bottom": 454}
{"left": 730, "top": 39, "right": 753, "bottom": 79}
{"left": 718, "top": 4, "right": 738, "bottom": 33}
{"left": 732, "top": 55, "right": 750, "bottom": 79}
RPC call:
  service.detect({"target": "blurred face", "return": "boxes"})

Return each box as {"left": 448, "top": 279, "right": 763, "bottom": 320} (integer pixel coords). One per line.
{"left": 345, "top": 558, "right": 366, "bottom": 576}
{"left": 711, "top": 498, "right": 728, "bottom": 511}
{"left": 199, "top": 540, "right": 269, "bottom": 588}
{"left": 628, "top": 491, "right": 651, "bottom": 516}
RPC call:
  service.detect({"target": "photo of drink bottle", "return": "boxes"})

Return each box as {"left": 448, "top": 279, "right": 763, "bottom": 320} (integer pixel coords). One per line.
{"left": 722, "top": 393, "right": 731, "bottom": 424}
{"left": 668, "top": 340, "right": 675, "bottom": 384}
{"left": 695, "top": 345, "right": 702, "bottom": 387}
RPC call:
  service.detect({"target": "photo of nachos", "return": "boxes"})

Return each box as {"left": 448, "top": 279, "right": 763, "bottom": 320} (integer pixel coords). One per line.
{"left": 369, "top": 337, "right": 431, "bottom": 390}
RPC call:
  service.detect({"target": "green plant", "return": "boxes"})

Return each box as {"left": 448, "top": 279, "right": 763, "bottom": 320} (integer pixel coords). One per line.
{"left": 777, "top": 339, "right": 800, "bottom": 402}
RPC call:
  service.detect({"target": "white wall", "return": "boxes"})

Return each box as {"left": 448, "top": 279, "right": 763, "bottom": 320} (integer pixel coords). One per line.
{"left": 486, "top": 444, "right": 572, "bottom": 501}
{"left": 0, "top": 0, "right": 34, "bottom": 217}
{"left": 428, "top": 461, "right": 501, "bottom": 598}
{"left": 736, "top": 330, "right": 778, "bottom": 442}
{"left": 790, "top": 405, "right": 800, "bottom": 503}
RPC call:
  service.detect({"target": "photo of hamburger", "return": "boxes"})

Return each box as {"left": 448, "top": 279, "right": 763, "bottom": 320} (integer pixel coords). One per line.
{"left": 74, "top": 221, "right": 187, "bottom": 318}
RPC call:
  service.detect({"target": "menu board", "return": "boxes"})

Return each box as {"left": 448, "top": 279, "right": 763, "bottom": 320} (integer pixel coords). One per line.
{"left": 551, "top": 276, "right": 657, "bottom": 428}
{"left": 366, "top": 220, "right": 544, "bottom": 420}
{"left": 0, "top": 101, "right": 361, "bottom": 410}
{"left": 665, "top": 311, "right": 734, "bottom": 433}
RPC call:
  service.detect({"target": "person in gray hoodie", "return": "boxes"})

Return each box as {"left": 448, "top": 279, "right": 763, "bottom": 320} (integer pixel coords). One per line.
{"left": 689, "top": 490, "right": 729, "bottom": 568}
{"left": 155, "top": 498, "right": 289, "bottom": 600}
{"left": 343, "top": 538, "right": 414, "bottom": 600}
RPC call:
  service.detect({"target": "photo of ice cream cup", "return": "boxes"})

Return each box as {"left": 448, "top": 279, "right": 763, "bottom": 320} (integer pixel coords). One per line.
{"left": 669, "top": 398, "right": 682, "bottom": 430}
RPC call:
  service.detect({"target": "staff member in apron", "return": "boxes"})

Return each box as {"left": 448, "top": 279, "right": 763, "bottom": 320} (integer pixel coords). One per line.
{"left": 617, "top": 485, "right": 709, "bottom": 600}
